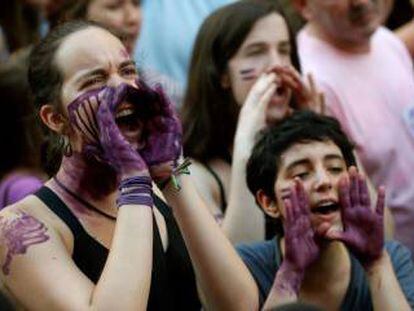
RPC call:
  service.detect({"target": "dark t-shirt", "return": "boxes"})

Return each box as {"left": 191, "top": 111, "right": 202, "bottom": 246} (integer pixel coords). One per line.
{"left": 237, "top": 238, "right": 414, "bottom": 310}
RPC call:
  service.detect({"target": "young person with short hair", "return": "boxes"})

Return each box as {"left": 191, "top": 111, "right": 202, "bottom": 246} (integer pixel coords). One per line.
{"left": 239, "top": 111, "right": 414, "bottom": 310}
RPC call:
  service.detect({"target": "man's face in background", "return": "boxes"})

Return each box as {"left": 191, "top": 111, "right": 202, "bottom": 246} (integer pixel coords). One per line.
{"left": 306, "top": 0, "right": 382, "bottom": 47}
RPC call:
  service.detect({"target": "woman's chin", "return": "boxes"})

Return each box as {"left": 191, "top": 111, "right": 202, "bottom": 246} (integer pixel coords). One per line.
{"left": 265, "top": 105, "right": 291, "bottom": 124}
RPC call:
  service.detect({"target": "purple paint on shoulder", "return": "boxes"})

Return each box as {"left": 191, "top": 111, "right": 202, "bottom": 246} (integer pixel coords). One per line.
{"left": 0, "top": 212, "right": 49, "bottom": 275}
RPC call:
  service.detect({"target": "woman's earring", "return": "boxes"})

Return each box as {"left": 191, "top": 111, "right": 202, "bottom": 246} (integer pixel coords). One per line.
{"left": 61, "top": 135, "right": 72, "bottom": 157}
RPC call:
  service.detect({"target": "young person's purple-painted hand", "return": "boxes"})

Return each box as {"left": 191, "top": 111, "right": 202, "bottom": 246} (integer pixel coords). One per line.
{"left": 282, "top": 179, "right": 320, "bottom": 273}
{"left": 325, "top": 167, "right": 385, "bottom": 269}
{"left": 138, "top": 82, "right": 182, "bottom": 184}
{"left": 275, "top": 179, "right": 320, "bottom": 295}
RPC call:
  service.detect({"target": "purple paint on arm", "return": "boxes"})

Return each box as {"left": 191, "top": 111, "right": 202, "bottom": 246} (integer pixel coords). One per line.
{"left": 0, "top": 212, "right": 49, "bottom": 275}
{"left": 273, "top": 264, "right": 305, "bottom": 296}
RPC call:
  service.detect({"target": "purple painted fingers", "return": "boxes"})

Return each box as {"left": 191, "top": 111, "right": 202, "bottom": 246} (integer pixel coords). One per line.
{"left": 326, "top": 167, "right": 385, "bottom": 269}
{"left": 282, "top": 179, "right": 320, "bottom": 272}
{"left": 276, "top": 179, "right": 320, "bottom": 295}
{"left": 67, "top": 87, "right": 103, "bottom": 146}
{"left": 138, "top": 83, "right": 182, "bottom": 184}
{"left": 95, "top": 85, "right": 149, "bottom": 177}
{"left": 66, "top": 80, "right": 181, "bottom": 181}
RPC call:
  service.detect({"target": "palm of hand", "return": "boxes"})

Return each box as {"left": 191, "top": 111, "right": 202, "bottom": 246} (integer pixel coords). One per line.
{"left": 332, "top": 169, "right": 385, "bottom": 268}
{"left": 284, "top": 216, "right": 319, "bottom": 271}
{"left": 341, "top": 205, "right": 383, "bottom": 256}
{"left": 97, "top": 89, "right": 147, "bottom": 174}
{"left": 283, "top": 180, "right": 320, "bottom": 272}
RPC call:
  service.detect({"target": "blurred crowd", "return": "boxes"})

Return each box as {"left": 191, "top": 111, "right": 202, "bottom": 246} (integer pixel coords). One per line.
{"left": 0, "top": 0, "right": 413, "bottom": 310}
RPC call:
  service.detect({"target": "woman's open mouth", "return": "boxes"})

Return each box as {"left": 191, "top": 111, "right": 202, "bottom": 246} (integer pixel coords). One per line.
{"left": 310, "top": 201, "right": 341, "bottom": 224}
{"left": 115, "top": 102, "right": 144, "bottom": 150}
{"left": 312, "top": 202, "right": 340, "bottom": 215}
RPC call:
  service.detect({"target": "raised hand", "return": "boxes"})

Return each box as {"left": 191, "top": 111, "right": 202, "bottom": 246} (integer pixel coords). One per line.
{"left": 137, "top": 81, "right": 182, "bottom": 184}
{"left": 274, "top": 179, "right": 320, "bottom": 296}
{"left": 326, "top": 167, "right": 385, "bottom": 269}
{"left": 68, "top": 84, "right": 149, "bottom": 176}
{"left": 96, "top": 85, "right": 150, "bottom": 177}
{"left": 67, "top": 87, "right": 102, "bottom": 147}
{"left": 235, "top": 72, "right": 283, "bottom": 147}
{"left": 282, "top": 179, "right": 320, "bottom": 273}
{"left": 270, "top": 66, "right": 325, "bottom": 115}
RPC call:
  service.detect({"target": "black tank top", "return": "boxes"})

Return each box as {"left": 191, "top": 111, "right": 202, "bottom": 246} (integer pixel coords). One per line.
{"left": 34, "top": 186, "right": 200, "bottom": 310}
{"left": 203, "top": 163, "right": 227, "bottom": 213}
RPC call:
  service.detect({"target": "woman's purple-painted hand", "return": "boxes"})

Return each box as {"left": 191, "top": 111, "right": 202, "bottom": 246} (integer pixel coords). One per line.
{"left": 96, "top": 87, "right": 149, "bottom": 177}
{"left": 67, "top": 88, "right": 101, "bottom": 147}
{"left": 325, "top": 167, "right": 385, "bottom": 269}
{"left": 138, "top": 83, "right": 182, "bottom": 183}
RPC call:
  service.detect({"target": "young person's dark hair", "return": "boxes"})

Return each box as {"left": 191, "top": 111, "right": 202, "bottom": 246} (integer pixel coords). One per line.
{"left": 182, "top": 0, "right": 300, "bottom": 163}
{"left": 0, "top": 60, "right": 44, "bottom": 180}
{"left": 246, "top": 110, "right": 356, "bottom": 234}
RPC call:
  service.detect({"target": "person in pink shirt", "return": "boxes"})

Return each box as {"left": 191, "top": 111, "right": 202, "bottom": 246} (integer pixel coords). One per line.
{"left": 293, "top": 0, "right": 414, "bottom": 256}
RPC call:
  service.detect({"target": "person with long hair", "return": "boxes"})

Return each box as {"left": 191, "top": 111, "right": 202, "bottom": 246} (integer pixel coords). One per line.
{"left": 182, "top": 0, "right": 324, "bottom": 243}
{"left": 0, "top": 20, "right": 257, "bottom": 310}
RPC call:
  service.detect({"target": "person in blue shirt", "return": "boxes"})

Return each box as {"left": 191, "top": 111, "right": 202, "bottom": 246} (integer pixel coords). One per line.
{"left": 135, "top": 0, "right": 236, "bottom": 90}
{"left": 238, "top": 111, "right": 414, "bottom": 310}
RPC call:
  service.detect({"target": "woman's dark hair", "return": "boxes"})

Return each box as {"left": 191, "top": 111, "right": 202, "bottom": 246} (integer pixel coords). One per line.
{"left": 246, "top": 111, "right": 356, "bottom": 235}
{"left": 0, "top": 60, "right": 44, "bottom": 179}
{"left": 0, "top": 0, "right": 41, "bottom": 53}
{"left": 28, "top": 20, "right": 101, "bottom": 175}
{"left": 182, "top": 0, "right": 300, "bottom": 163}
{"left": 28, "top": 20, "right": 98, "bottom": 110}
{"left": 48, "top": 0, "right": 91, "bottom": 29}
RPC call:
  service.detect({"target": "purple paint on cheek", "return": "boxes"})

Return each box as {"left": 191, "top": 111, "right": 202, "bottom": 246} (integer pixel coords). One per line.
{"left": 67, "top": 87, "right": 106, "bottom": 144}
{"left": 240, "top": 68, "right": 257, "bottom": 81}
{"left": 0, "top": 212, "right": 49, "bottom": 275}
